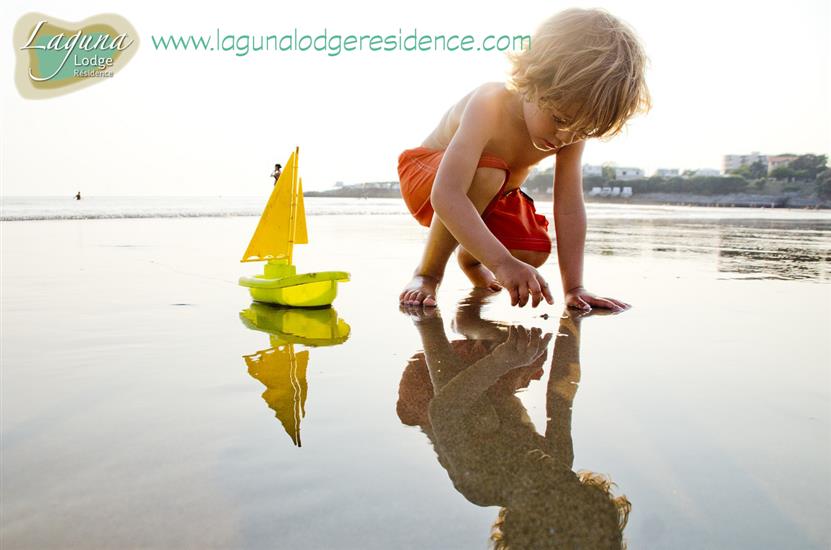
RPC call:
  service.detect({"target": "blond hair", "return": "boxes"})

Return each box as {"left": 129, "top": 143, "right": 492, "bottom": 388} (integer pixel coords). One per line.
{"left": 509, "top": 8, "right": 651, "bottom": 139}
{"left": 489, "top": 450, "right": 631, "bottom": 549}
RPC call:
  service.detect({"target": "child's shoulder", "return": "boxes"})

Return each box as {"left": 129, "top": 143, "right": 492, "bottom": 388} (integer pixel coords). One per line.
{"left": 453, "top": 82, "right": 517, "bottom": 125}
{"left": 468, "top": 81, "right": 515, "bottom": 107}
{"left": 423, "top": 82, "right": 517, "bottom": 149}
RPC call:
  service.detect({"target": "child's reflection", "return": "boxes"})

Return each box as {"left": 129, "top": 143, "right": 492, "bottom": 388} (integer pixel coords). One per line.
{"left": 398, "top": 293, "right": 630, "bottom": 549}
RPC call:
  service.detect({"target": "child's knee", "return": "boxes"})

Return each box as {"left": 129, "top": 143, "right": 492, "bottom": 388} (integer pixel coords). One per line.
{"left": 511, "top": 249, "right": 549, "bottom": 268}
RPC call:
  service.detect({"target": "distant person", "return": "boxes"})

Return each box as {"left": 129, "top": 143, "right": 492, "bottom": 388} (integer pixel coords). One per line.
{"left": 75, "top": 191, "right": 81, "bottom": 200}
{"left": 397, "top": 8, "right": 649, "bottom": 310}
{"left": 271, "top": 164, "right": 282, "bottom": 185}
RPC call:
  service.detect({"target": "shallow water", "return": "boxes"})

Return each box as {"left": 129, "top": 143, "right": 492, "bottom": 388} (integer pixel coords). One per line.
{"left": 1, "top": 206, "right": 830, "bottom": 549}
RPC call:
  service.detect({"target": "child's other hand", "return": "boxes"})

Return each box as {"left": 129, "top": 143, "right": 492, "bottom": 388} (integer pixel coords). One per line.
{"left": 565, "top": 286, "right": 630, "bottom": 312}
{"left": 493, "top": 258, "right": 554, "bottom": 308}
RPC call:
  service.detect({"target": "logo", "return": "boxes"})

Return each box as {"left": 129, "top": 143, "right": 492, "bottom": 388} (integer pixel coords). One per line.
{"left": 13, "top": 13, "right": 139, "bottom": 99}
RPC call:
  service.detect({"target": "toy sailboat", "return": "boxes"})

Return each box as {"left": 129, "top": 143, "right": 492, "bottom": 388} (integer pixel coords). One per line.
{"left": 239, "top": 147, "right": 349, "bottom": 307}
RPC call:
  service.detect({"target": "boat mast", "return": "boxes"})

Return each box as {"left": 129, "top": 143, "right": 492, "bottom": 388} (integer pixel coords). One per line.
{"left": 286, "top": 146, "right": 300, "bottom": 265}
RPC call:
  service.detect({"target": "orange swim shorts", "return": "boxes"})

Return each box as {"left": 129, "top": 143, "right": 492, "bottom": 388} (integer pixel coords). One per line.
{"left": 397, "top": 147, "right": 551, "bottom": 253}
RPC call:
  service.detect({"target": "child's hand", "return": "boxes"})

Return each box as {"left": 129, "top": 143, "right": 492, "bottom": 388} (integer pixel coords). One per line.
{"left": 565, "top": 286, "right": 630, "bottom": 312}
{"left": 491, "top": 326, "right": 553, "bottom": 371}
{"left": 493, "top": 258, "right": 554, "bottom": 308}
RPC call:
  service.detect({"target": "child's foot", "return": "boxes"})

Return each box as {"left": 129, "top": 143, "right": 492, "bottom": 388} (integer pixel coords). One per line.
{"left": 400, "top": 274, "right": 441, "bottom": 306}
{"left": 460, "top": 262, "right": 503, "bottom": 292}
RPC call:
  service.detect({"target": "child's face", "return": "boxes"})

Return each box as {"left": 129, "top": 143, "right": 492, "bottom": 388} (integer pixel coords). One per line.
{"left": 522, "top": 99, "right": 583, "bottom": 152}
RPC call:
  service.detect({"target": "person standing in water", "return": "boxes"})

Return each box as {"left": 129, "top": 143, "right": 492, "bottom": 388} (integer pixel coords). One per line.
{"left": 270, "top": 164, "right": 282, "bottom": 185}
{"left": 74, "top": 191, "right": 81, "bottom": 200}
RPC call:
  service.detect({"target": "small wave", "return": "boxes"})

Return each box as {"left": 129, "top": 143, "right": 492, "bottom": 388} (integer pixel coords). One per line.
{"left": 0, "top": 210, "right": 411, "bottom": 222}
{"left": 0, "top": 196, "right": 413, "bottom": 222}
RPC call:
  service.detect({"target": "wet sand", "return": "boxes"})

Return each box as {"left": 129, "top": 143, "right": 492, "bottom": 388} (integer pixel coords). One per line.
{"left": 1, "top": 209, "right": 830, "bottom": 548}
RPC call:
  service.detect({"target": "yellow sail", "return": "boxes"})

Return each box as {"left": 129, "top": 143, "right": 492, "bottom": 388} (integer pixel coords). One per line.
{"left": 244, "top": 345, "right": 309, "bottom": 447}
{"left": 241, "top": 148, "right": 305, "bottom": 262}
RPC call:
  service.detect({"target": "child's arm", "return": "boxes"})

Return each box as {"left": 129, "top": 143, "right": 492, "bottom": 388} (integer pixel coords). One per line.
{"left": 553, "top": 141, "right": 629, "bottom": 311}
{"left": 543, "top": 311, "right": 582, "bottom": 468}
{"left": 431, "top": 90, "right": 554, "bottom": 307}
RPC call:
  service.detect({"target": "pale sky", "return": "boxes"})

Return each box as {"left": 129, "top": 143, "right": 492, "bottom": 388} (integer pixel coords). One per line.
{"left": 1, "top": 0, "right": 829, "bottom": 195}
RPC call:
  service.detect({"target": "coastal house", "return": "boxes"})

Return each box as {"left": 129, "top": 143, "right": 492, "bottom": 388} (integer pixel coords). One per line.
{"left": 691, "top": 168, "right": 721, "bottom": 177}
{"left": 767, "top": 155, "right": 797, "bottom": 174}
{"left": 613, "top": 167, "right": 644, "bottom": 180}
{"left": 582, "top": 164, "right": 603, "bottom": 177}
{"left": 654, "top": 168, "right": 679, "bottom": 177}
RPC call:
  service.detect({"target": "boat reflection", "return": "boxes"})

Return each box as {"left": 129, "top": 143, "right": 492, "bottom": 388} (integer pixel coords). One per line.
{"left": 398, "top": 293, "right": 630, "bottom": 548}
{"left": 240, "top": 303, "right": 350, "bottom": 446}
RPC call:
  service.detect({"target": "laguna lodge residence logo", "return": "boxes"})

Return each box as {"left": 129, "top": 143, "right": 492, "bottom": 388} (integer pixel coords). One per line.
{"left": 13, "top": 12, "right": 139, "bottom": 99}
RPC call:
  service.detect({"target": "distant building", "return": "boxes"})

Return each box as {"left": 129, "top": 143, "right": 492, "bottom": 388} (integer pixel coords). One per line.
{"left": 588, "top": 186, "right": 633, "bottom": 198}
{"left": 582, "top": 164, "right": 603, "bottom": 177}
{"left": 359, "top": 181, "right": 399, "bottom": 190}
{"left": 723, "top": 152, "right": 767, "bottom": 173}
{"left": 654, "top": 168, "right": 679, "bottom": 178}
{"left": 613, "top": 167, "right": 644, "bottom": 181}
{"left": 692, "top": 168, "right": 721, "bottom": 177}
{"left": 332, "top": 181, "right": 400, "bottom": 192}
{"left": 767, "top": 155, "right": 797, "bottom": 174}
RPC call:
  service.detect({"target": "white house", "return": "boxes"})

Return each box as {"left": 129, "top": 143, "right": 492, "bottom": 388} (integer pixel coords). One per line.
{"left": 582, "top": 164, "right": 603, "bottom": 177}
{"left": 654, "top": 168, "right": 679, "bottom": 177}
{"left": 613, "top": 167, "right": 644, "bottom": 181}
{"left": 367, "top": 181, "right": 399, "bottom": 190}
{"left": 692, "top": 168, "right": 721, "bottom": 177}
